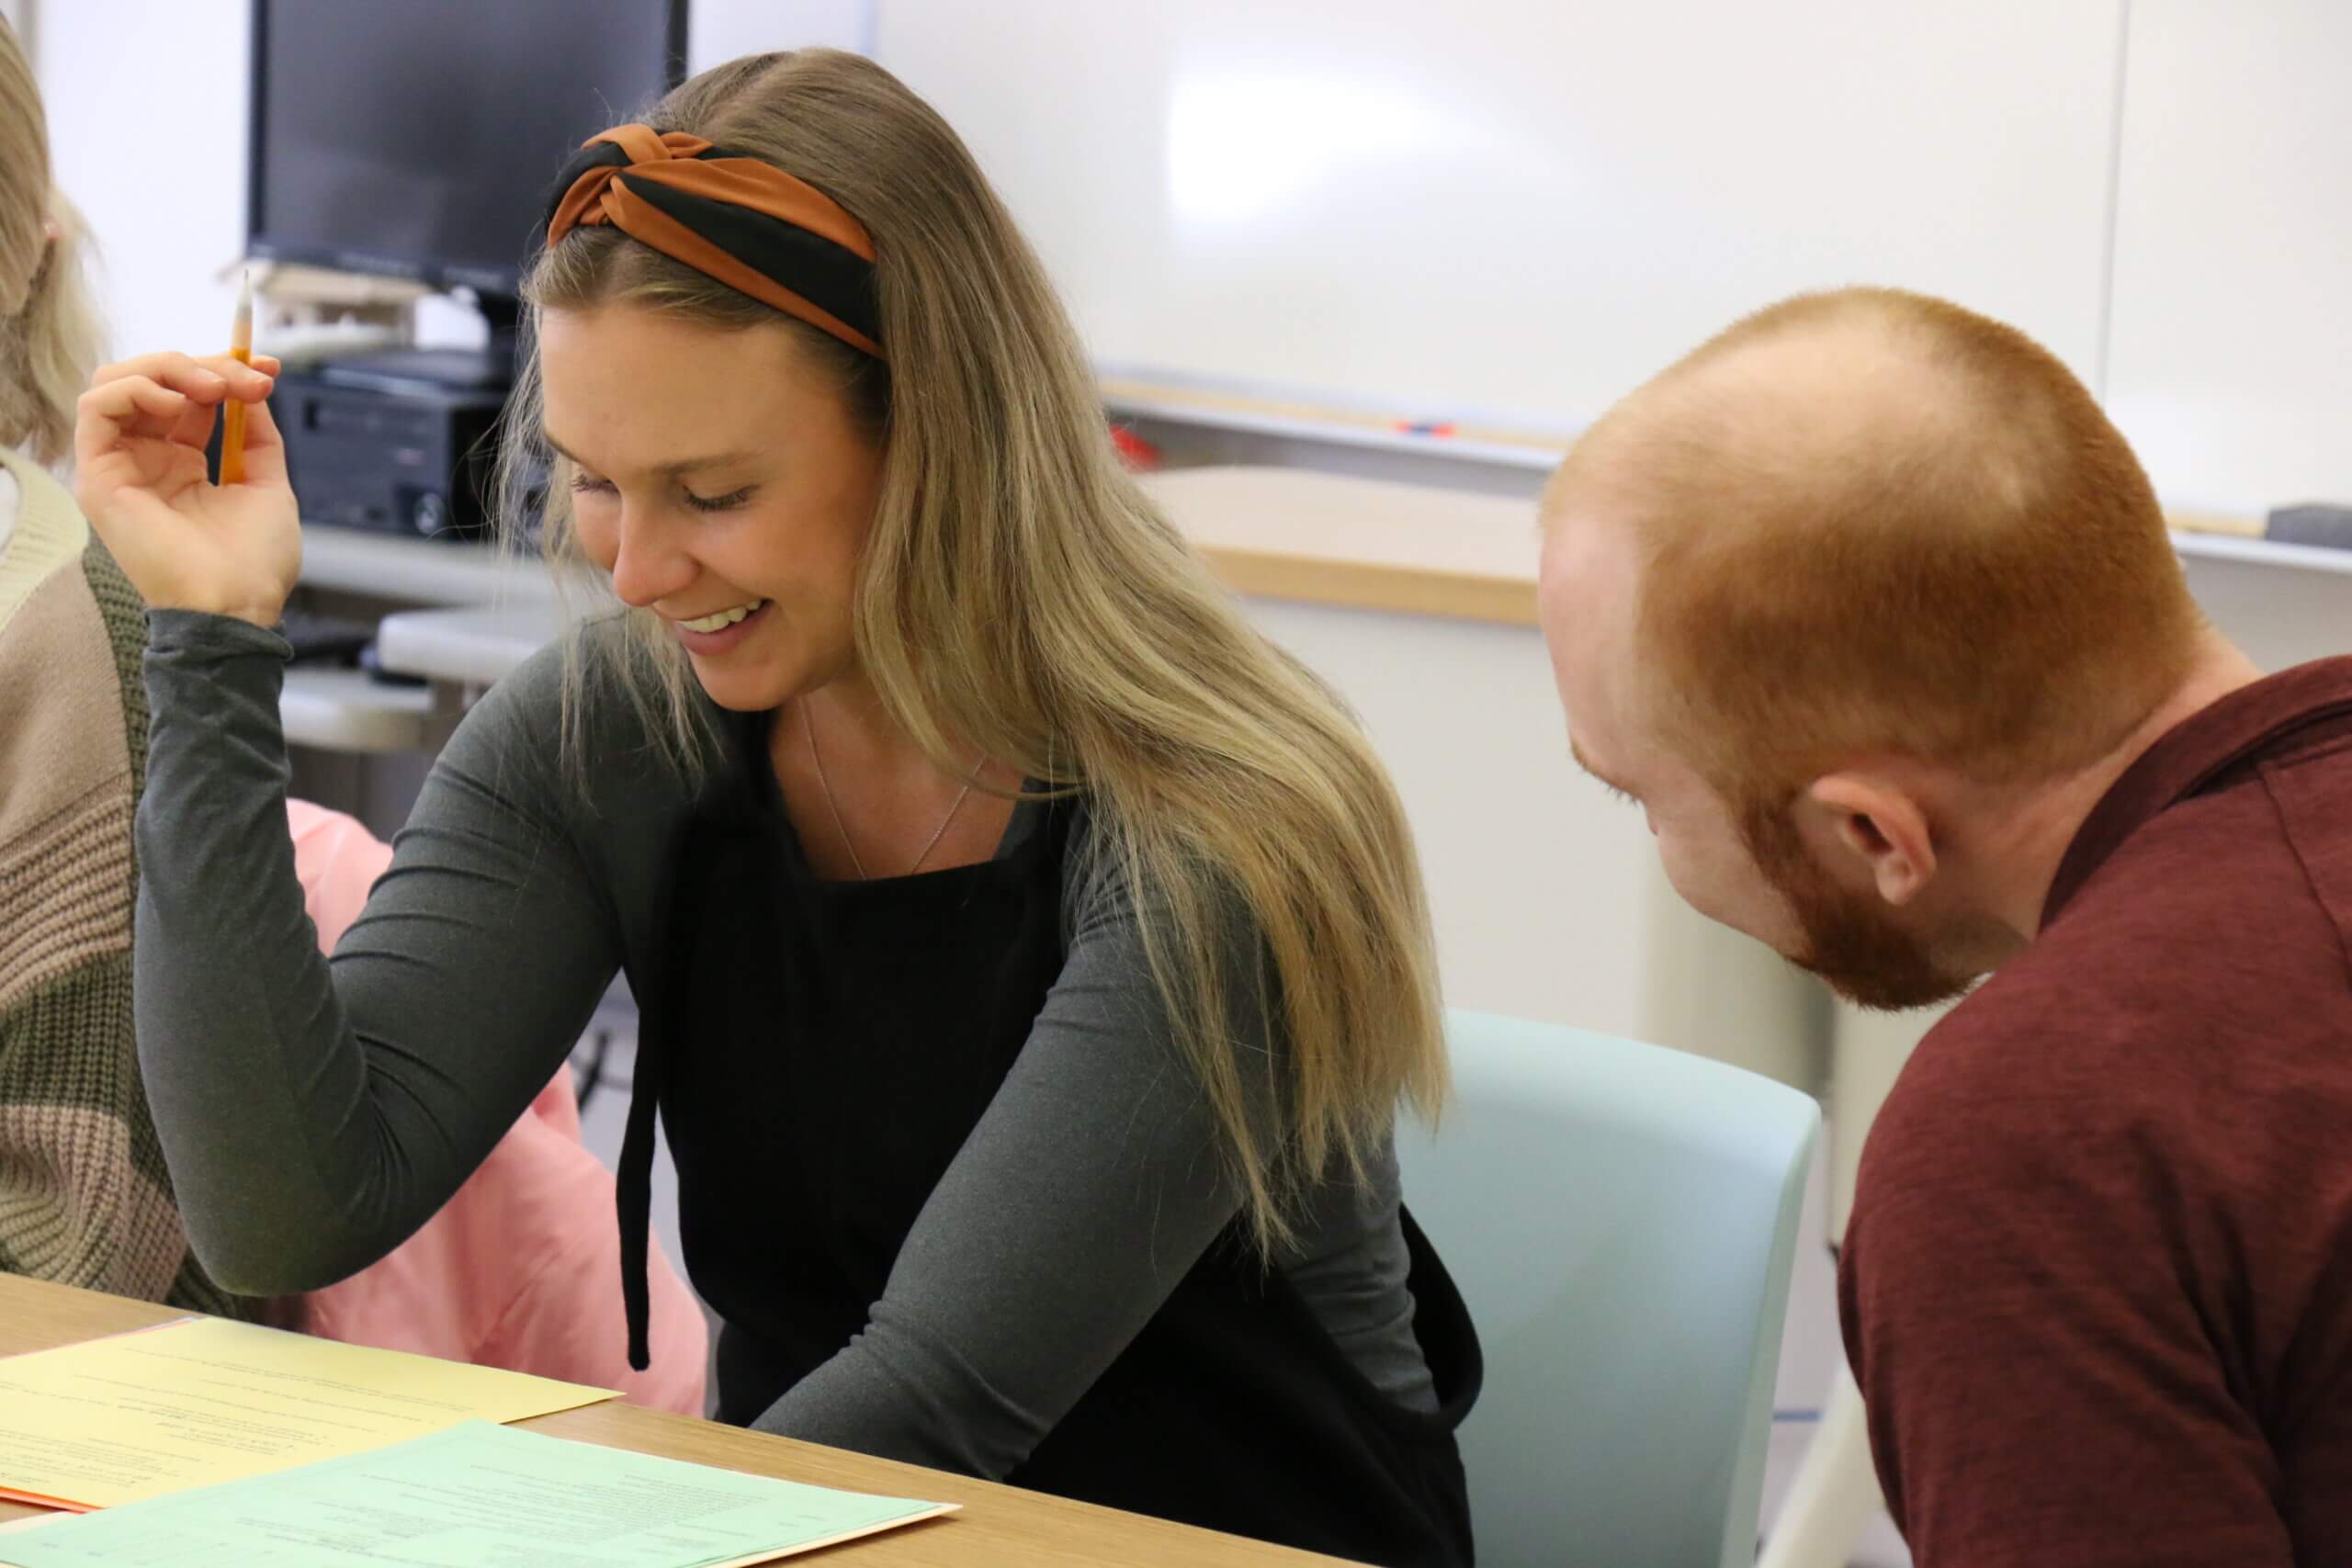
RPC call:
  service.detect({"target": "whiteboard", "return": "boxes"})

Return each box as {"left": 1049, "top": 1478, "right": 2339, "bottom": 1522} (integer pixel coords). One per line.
{"left": 2103, "top": 0, "right": 2352, "bottom": 514}
{"left": 875, "top": 0, "right": 2124, "bottom": 428}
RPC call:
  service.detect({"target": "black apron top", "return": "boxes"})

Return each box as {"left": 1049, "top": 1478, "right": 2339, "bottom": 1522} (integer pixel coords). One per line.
{"left": 612, "top": 710, "right": 1481, "bottom": 1565}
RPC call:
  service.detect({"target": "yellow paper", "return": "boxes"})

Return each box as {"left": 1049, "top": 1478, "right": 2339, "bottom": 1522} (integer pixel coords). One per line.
{"left": 0, "top": 1317, "right": 615, "bottom": 1510}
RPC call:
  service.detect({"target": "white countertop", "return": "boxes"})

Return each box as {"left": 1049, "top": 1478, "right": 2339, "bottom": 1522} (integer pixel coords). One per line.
{"left": 374, "top": 603, "right": 565, "bottom": 687}
{"left": 279, "top": 666, "right": 445, "bottom": 753}
{"left": 2168, "top": 528, "right": 2352, "bottom": 577}
{"left": 298, "top": 525, "right": 560, "bottom": 606}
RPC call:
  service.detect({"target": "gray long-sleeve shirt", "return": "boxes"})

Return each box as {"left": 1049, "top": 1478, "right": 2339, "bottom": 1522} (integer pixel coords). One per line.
{"left": 132, "top": 609, "right": 1435, "bottom": 1478}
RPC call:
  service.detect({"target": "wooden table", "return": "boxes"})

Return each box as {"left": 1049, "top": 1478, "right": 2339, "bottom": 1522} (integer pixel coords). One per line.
{"left": 0, "top": 1276, "right": 1351, "bottom": 1566}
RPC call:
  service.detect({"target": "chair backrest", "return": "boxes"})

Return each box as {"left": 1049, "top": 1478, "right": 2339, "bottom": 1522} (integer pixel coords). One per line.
{"left": 1399, "top": 1010, "right": 1820, "bottom": 1568}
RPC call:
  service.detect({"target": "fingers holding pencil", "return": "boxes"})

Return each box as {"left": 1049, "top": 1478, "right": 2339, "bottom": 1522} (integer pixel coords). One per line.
{"left": 74, "top": 347, "right": 302, "bottom": 627}
{"left": 77, "top": 354, "right": 271, "bottom": 464}
{"left": 76, "top": 265, "right": 293, "bottom": 619}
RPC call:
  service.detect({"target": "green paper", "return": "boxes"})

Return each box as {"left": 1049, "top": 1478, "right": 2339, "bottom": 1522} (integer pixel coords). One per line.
{"left": 0, "top": 1420, "right": 951, "bottom": 1567}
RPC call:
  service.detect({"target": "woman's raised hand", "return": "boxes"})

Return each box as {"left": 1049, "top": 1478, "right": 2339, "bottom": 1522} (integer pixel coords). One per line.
{"left": 74, "top": 350, "right": 300, "bottom": 628}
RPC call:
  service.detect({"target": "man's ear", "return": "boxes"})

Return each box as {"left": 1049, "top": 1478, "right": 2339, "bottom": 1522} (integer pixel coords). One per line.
{"left": 1801, "top": 773, "right": 1936, "bottom": 906}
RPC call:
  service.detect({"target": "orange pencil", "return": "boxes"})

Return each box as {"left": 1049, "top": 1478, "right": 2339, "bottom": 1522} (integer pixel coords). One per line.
{"left": 220, "top": 268, "right": 252, "bottom": 486}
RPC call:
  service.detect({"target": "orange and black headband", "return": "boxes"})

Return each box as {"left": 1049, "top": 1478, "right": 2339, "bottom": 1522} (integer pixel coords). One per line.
{"left": 543, "top": 123, "right": 882, "bottom": 359}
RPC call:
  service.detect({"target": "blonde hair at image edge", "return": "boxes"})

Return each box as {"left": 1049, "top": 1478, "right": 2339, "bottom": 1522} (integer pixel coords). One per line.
{"left": 0, "top": 17, "right": 103, "bottom": 467}
{"left": 494, "top": 48, "right": 1450, "bottom": 1248}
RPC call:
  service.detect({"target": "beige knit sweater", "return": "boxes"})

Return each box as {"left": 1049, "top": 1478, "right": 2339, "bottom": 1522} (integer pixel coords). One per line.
{"left": 0, "top": 446, "right": 252, "bottom": 1316}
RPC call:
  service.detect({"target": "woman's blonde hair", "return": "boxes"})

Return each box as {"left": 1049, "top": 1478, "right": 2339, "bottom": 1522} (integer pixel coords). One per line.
{"left": 499, "top": 50, "right": 1446, "bottom": 1247}
{"left": 0, "top": 17, "right": 102, "bottom": 466}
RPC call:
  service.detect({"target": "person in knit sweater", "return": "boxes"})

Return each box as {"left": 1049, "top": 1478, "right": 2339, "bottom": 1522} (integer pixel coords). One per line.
{"left": 0, "top": 14, "right": 231, "bottom": 1315}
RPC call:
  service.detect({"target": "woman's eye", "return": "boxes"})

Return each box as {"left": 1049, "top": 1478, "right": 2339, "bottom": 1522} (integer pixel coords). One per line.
{"left": 569, "top": 473, "right": 616, "bottom": 497}
{"left": 684, "top": 485, "right": 757, "bottom": 514}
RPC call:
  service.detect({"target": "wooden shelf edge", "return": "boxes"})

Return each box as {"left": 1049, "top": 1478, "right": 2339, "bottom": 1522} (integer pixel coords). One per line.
{"left": 1198, "top": 547, "right": 1540, "bottom": 627}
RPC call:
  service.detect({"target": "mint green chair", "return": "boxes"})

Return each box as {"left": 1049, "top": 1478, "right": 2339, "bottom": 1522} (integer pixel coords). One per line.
{"left": 1400, "top": 1011, "right": 1820, "bottom": 1568}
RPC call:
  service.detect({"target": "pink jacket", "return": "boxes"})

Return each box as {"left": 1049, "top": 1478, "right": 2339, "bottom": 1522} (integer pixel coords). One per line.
{"left": 282, "top": 800, "right": 707, "bottom": 1416}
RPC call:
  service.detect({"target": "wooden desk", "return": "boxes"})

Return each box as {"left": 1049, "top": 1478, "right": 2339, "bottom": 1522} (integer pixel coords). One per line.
{"left": 0, "top": 1276, "right": 1349, "bottom": 1567}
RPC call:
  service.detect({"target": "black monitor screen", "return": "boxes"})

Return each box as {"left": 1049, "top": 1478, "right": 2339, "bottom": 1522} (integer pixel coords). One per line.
{"left": 249, "top": 0, "right": 684, "bottom": 295}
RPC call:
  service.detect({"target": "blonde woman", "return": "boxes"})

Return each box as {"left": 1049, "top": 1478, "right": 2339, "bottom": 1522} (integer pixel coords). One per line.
{"left": 75, "top": 50, "right": 1478, "bottom": 1562}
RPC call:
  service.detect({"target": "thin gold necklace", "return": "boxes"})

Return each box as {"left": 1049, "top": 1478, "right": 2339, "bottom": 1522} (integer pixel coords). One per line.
{"left": 801, "top": 698, "right": 978, "bottom": 881}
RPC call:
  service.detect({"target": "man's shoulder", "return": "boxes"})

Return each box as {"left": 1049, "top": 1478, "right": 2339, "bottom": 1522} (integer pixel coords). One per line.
{"left": 1860, "top": 804, "right": 2352, "bottom": 1236}
{"left": 2049, "top": 764, "right": 2347, "bottom": 987}
{"left": 1857, "top": 993, "right": 2090, "bottom": 1234}
{"left": 1856, "top": 945, "right": 2218, "bottom": 1243}
{"left": 1920, "top": 783, "right": 2346, "bottom": 1086}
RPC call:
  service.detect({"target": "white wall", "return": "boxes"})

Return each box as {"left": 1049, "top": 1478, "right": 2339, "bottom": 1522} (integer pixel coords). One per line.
{"left": 2103, "top": 0, "right": 2352, "bottom": 514}
{"left": 40, "top": 1, "right": 248, "bottom": 364}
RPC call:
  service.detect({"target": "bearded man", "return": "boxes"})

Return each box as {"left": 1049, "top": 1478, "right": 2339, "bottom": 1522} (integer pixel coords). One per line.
{"left": 1539, "top": 286, "right": 2352, "bottom": 1567}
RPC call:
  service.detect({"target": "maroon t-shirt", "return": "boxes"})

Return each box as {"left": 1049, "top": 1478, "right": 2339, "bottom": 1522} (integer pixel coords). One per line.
{"left": 1840, "top": 657, "right": 2352, "bottom": 1567}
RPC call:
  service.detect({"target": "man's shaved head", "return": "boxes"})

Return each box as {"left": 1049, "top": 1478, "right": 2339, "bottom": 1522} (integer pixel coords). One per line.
{"left": 1543, "top": 288, "right": 2202, "bottom": 810}
{"left": 1538, "top": 288, "right": 2213, "bottom": 1010}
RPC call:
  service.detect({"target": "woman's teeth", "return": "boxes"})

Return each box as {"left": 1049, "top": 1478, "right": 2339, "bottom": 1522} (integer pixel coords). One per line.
{"left": 679, "top": 601, "right": 764, "bottom": 634}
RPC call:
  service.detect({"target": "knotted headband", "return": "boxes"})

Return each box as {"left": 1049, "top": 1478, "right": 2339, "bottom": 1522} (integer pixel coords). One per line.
{"left": 543, "top": 123, "right": 883, "bottom": 358}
